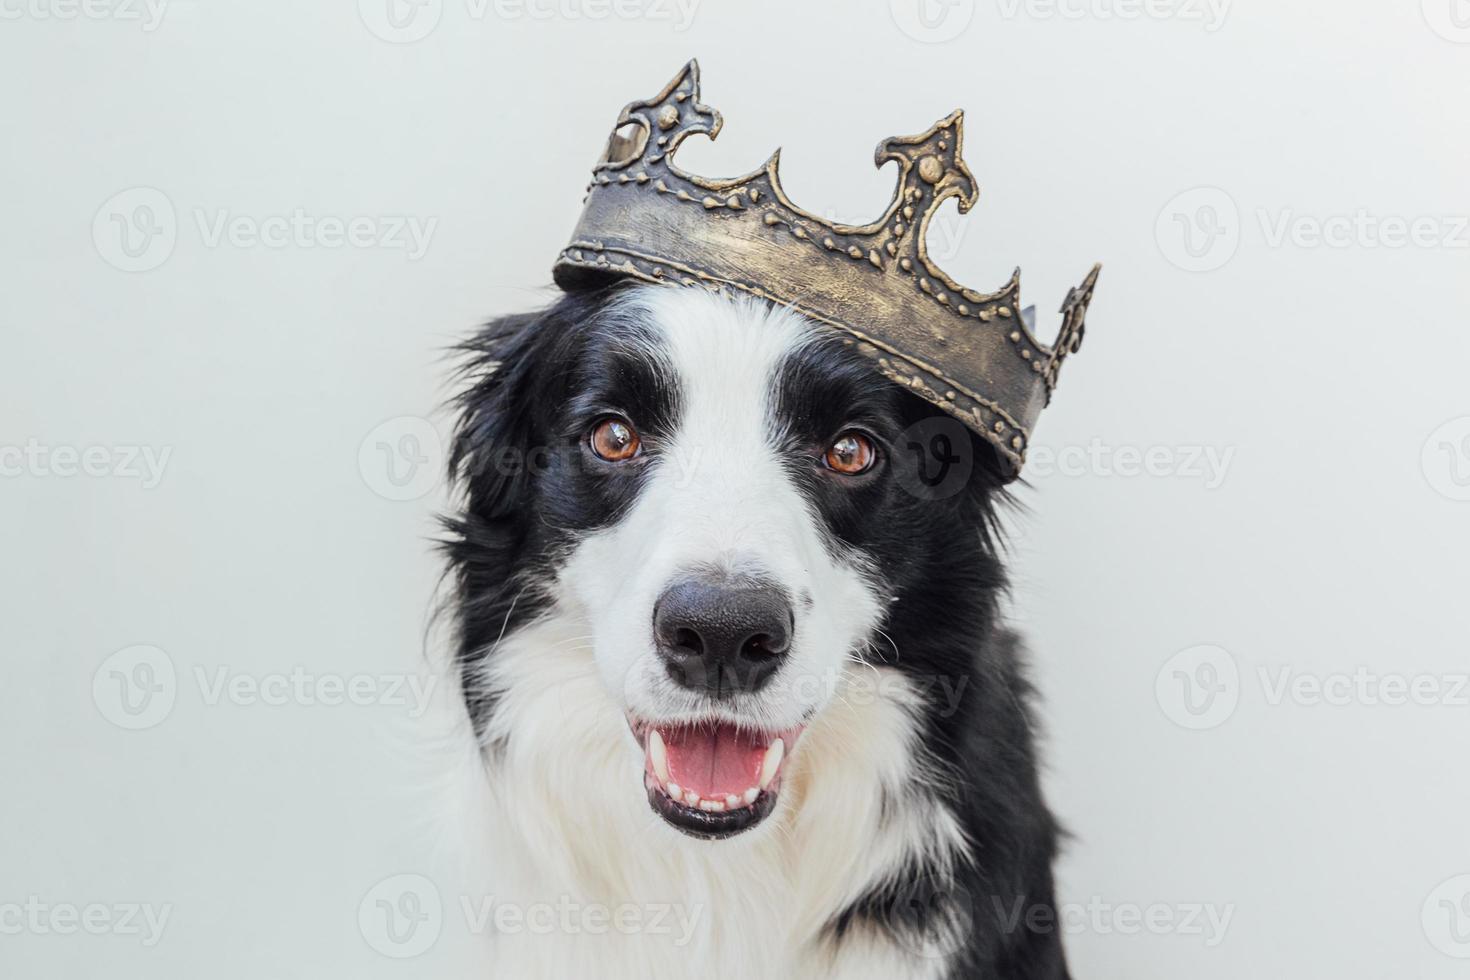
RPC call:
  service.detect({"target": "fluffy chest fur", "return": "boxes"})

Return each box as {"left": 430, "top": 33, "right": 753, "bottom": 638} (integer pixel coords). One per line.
{"left": 472, "top": 611, "right": 963, "bottom": 980}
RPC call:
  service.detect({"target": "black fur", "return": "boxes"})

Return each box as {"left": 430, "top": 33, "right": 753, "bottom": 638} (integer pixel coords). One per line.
{"left": 443, "top": 284, "right": 1070, "bottom": 979}
{"left": 442, "top": 285, "right": 674, "bottom": 734}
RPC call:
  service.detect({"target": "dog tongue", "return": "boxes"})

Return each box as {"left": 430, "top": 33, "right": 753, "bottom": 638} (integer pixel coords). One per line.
{"left": 658, "top": 722, "right": 768, "bottom": 799}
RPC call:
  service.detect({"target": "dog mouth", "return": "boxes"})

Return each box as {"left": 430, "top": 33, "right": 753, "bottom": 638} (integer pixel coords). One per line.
{"left": 629, "top": 717, "right": 804, "bottom": 840}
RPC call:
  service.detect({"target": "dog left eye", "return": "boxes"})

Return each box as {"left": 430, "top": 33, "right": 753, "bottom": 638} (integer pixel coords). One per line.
{"left": 822, "top": 431, "right": 877, "bottom": 475}
{"left": 589, "top": 416, "right": 641, "bottom": 462}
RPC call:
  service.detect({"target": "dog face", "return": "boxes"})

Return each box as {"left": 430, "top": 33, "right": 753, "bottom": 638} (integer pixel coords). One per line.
{"left": 450, "top": 283, "right": 1003, "bottom": 840}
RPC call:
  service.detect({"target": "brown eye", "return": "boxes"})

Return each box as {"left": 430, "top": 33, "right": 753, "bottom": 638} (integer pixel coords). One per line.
{"left": 589, "top": 416, "right": 641, "bottom": 462}
{"left": 823, "top": 431, "right": 876, "bottom": 475}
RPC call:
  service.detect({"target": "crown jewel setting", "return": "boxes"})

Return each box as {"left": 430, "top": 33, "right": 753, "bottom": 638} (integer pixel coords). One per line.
{"left": 553, "top": 60, "right": 1101, "bottom": 478}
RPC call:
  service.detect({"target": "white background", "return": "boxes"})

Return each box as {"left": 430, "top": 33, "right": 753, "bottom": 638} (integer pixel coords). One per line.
{"left": 3, "top": 1, "right": 1469, "bottom": 977}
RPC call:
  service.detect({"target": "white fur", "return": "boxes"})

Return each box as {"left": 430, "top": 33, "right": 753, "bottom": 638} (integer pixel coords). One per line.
{"left": 451, "top": 286, "right": 967, "bottom": 978}
{"left": 566, "top": 286, "right": 884, "bottom": 734}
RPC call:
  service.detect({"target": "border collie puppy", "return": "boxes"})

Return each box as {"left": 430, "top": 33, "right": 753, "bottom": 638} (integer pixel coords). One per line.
{"left": 443, "top": 281, "right": 1069, "bottom": 979}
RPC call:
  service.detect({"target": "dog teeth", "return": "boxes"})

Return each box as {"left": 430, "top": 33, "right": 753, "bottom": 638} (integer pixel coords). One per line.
{"left": 648, "top": 733, "right": 789, "bottom": 812}
{"left": 660, "top": 777, "right": 764, "bottom": 812}
{"left": 648, "top": 729, "right": 670, "bottom": 783}
{"left": 759, "top": 738, "right": 784, "bottom": 790}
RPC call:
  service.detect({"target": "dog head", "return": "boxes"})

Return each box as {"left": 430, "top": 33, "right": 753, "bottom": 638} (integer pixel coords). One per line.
{"left": 447, "top": 282, "right": 1007, "bottom": 840}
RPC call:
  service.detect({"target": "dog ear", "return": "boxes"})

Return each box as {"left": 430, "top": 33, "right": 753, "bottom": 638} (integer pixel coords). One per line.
{"left": 448, "top": 307, "right": 559, "bottom": 523}
{"left": 449, "top": 284, "right": 636, "bottom": 523}
{"left": 442, "top": 305, "right": 573, "bottom": 726}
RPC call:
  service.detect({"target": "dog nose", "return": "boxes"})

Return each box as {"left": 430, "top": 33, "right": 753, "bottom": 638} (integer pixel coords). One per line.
{"left": 653, "top": 575, "right": 793, "bottom": 698}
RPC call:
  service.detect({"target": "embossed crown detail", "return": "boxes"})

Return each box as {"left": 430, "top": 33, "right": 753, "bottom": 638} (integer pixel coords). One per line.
{"left": 553, "top": 60, "right": 1101, "bottom": 478}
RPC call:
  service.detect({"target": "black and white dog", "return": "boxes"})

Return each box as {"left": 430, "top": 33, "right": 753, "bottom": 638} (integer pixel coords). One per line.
{"left": 443, "top": 281, "right": 1069, "bottom": 978}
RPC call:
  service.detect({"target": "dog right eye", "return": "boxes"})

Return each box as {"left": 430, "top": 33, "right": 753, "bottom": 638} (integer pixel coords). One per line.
{"left": 588, "top": 416, "right": 641, "bottom": 462}
{"left": 822, "top": 430, "right": 877, "bottom": 475}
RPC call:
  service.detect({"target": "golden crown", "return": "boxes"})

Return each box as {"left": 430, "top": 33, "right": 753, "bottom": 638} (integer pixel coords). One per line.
{"left": 553, "top": 61, "right": 1101, "bottom": 478}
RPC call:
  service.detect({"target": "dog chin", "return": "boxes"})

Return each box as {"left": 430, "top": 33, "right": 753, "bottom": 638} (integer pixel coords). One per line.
{"left": 628, "top": 715, "right": 806, "bottom": 840}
